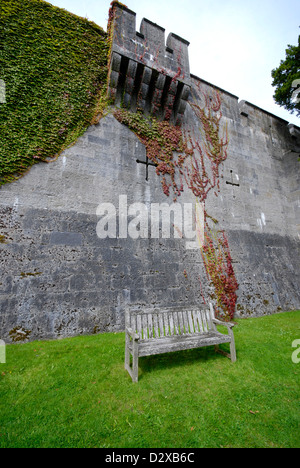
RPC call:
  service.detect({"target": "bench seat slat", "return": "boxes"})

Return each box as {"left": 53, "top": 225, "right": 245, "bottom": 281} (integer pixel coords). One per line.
{"left": 201, "top": 310, "right": 208, "bottom": 333}
{"left": 158, "top": 314, "right": 164, "bottom": 338}
{"left": 163, "top": 313, "right": 169, "bottom": 337}
{"left": 169, "top": 312, "right": 174, "bottom": 336}
{"left": 196, "top": 310, "right": 204, "bottom": 333}
{"left": 153, "top": 313, "right": 159, "bottom": 338}
{"left": 128, "top": 332, "right": 231, "bottom": 357}
{"left": 182, "top": 310, "right": 190, "bottom": 334}
{"left": 137, "top": 314, "right": 142, "bottom": 339}
{"left": 142, "top": 314, "right": 148, "bottom": 340}
{"left": 177, "top": 311, "right": 185, "bottom": 335}
{"left": 192, "top": 310, "right": 199, "bottom": 333}
{"left": 131, "top": 314, "right": 137, "bottom": 335}
{"left": 187, "top": 310, "right": 194, "bottom": 334}
{"left": 173, "top": 311, "right": 179, "bottom": 335}
{"left": 148, "top": 313, "right": 153, "bottom": 339}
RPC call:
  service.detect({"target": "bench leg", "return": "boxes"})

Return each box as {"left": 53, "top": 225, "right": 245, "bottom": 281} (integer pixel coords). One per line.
{"left": 125, "top": 336, "right": 139, "bottom": 382}
{"left": 229, "top": 333, "right": 236, "bottom": 363}
{"left": 132, "top": 340, "right": 139, "bottom": 382}
{"left": 214, "top": 344, "right": 231, "bottom": 360}
{"left": 125, "top": 336, "right": 130, "bottom": 370}
{"left": 215, "top": 336, "right": 236, "bottom": 363}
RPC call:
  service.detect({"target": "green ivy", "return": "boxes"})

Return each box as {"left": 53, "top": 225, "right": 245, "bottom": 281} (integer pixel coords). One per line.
{"left": 0, "top": 0, "right": 109, "bottom": 185}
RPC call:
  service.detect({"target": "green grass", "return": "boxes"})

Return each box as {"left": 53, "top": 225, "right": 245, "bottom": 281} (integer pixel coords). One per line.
{"left": 0, "top": 311, "right": 299, "bottom": 448}
{"left": 0, "top": 0, "right": 108, "bottom": 185}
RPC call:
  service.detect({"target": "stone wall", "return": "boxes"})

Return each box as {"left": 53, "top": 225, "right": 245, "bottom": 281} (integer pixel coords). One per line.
{"left": 190, "top": 76, "right": 300, "bottom": 316}
{"left": 0, "top": 5, "right": 299, "bottom": 342}
{"left": 108, "top": 2, "right": 191, "bottom": 124}
{"left": 0, "top": 114, "right": 207, "bottom": 341}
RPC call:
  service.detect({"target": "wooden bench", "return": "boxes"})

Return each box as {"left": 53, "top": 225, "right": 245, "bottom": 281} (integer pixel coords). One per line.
{"left": 125, "top": 303, "right": 236, "bottom": 382}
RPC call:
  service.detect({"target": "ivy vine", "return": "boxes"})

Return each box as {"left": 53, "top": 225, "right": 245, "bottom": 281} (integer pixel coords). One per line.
{"left": 114, "top": 108, "right": 193, "bottom": 199}
{"left": 0, "top": 0, "right": 109, "bottom": 186}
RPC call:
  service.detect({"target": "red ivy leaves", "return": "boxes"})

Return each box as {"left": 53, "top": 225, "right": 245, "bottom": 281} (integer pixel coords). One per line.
{"left": 113, "top": 109, "right": 191, "bottom": 199}
{"left": 201, "top": 227, "right": 238, "bottom": 321}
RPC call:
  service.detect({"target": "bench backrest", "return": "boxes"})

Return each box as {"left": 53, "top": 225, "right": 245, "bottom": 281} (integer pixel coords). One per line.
{"left": 126, "top": 305, "right": 215, "bottom": 341}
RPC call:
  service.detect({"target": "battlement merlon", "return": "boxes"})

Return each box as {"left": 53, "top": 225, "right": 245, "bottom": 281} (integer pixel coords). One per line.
{"left": 110, "top": 3, "right": 190, "bottom": 80}
{"left": 108, "top": 2, "right": 191, "bottom": 124}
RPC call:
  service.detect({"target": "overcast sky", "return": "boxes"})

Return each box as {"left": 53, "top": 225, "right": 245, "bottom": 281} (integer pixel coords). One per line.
{"left": 48, "top": 0, "right": 300, "bottom": 125}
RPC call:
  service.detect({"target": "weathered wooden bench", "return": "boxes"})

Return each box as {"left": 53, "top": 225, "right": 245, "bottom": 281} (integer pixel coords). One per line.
{"left": 125, "top": 303, "right": 236, "bottom": 382}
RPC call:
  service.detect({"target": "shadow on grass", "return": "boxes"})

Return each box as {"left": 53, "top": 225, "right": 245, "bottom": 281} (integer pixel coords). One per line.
{"left": 137, "top": 344, "right": 231, "bottom": 380}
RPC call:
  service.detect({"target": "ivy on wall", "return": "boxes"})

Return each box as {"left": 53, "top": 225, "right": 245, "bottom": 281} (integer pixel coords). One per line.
{"left": 201, "top": 226, "right": 238, "bottom": 320}
{"left": 0, "top": 0, "right": 109, "bottom": 185}
{"left": 113, "top": 108, "right": 193, "bottom": 199}
{"left": 114, "top": 87, "right": 239, "bottom": 320}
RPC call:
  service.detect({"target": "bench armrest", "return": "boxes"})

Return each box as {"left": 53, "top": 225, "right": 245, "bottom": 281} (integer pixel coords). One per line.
{"left": 126, "top": 327, "right": 139, "bottom": 340}
{"left": 212, "top": 318, "right": 235, "bottom": 329}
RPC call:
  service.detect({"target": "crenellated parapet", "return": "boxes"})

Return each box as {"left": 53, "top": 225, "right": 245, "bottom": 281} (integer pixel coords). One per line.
{"left": 108, "top": 2, "right": 191, "bottom": 125}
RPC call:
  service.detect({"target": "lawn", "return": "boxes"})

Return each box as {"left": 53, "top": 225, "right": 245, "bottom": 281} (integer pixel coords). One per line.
{"left": 0, "top": 311, "right": 299, "bottom": 448}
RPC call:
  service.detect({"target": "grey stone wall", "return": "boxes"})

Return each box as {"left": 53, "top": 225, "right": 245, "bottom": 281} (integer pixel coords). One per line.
{"left": 0, "top": 114, "right": 207, "bottom": 341}
{"left": 1, "top": 9, "right": 299, "bottom": 342}
{"left": 188, "top": 76, "right": 300, "bottom": 316}
{"left": 0, "top": 97, "right": 299, "bottom": 342}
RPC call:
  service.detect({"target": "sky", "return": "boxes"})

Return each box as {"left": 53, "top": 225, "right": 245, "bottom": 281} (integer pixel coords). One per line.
{"left": 48, "top": 0, "right": 300, "bottom": 125}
